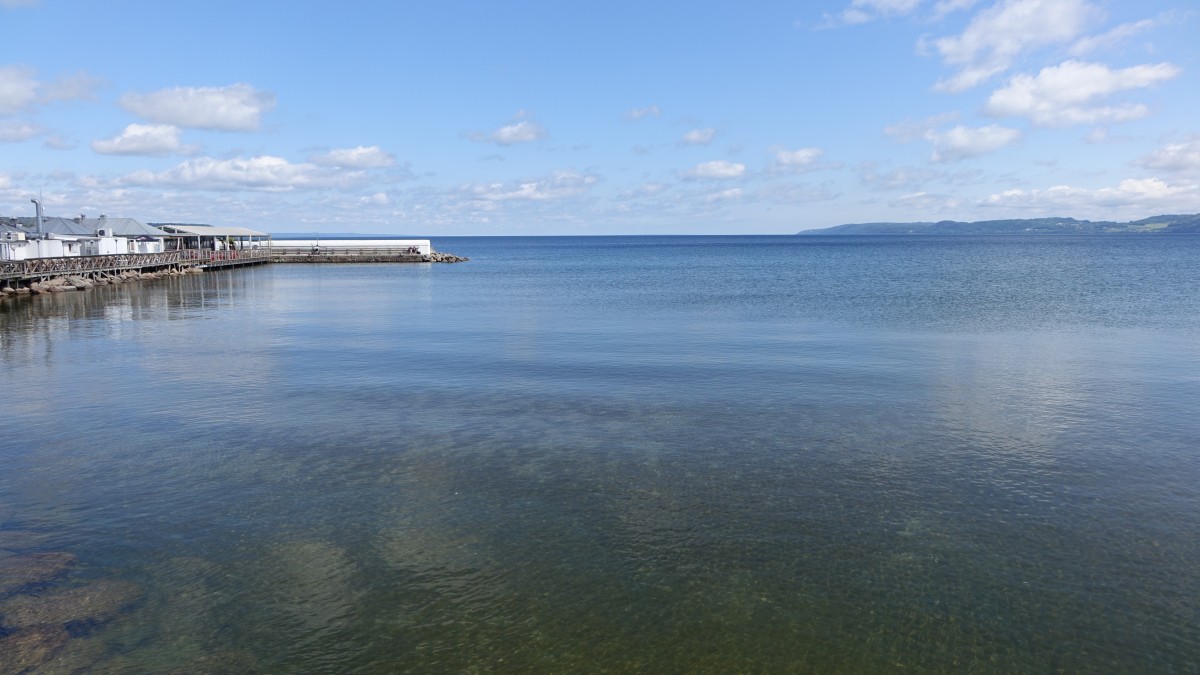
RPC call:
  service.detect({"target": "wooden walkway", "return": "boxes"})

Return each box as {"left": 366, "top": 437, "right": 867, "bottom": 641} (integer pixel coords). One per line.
{"left": 1, "top": 249, "right": 271, "bottom": 285}
{"left": 2, "top": 245, "right": 460, "bottom": 289}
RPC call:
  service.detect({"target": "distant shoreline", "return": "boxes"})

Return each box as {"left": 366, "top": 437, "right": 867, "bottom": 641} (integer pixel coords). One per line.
{"left": 798, "top": 213, "right": 1200, "bottom": 236}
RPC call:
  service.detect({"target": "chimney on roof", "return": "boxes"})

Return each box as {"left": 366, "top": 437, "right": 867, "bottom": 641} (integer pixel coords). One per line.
{"left": 30, "top": 199, "right": 44, "bottom": 235}
{"left": 75, "top": 214, "right": 85, "bottom": 223}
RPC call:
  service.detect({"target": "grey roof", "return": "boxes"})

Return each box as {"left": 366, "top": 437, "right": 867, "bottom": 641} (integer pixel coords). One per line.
{"left": 39, "top": 217, "right": 169, "bottom": 238}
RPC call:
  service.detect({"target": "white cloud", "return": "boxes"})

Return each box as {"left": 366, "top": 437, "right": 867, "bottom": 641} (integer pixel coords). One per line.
{"left": 828, "top": 0, "right": 922, "bottom": 25}
{"left": 1134, "top": 138, "right": 1200, "bottom": 175}
{"left": 466, "top": 113, "right": 549, "bottom": 146}
{"left": 770, "top": 147, "right": 828, "bottom": 173}
{"left": 309, "top": 145, "right": 396, "bottom": 168}
{"left": 491, "top": 120, "right": 548, "bottom": 145}
{"left": 925, "top": 124, "right": 1021, "bottom": 162}
{"left": 885, "top": 112, "right": 960, "bottom": 142}
{"left": 1068, "top": 19, "right": 1155, "bottom": 56}
{"left": 768, "top": 147, "right": 842, "bottom": 176}
{"left": 91, "top": 123, "right": 194, "bottom": 156}
{"left": 0, "top": 120, "right": 42, "bottom": 142}
{"left": 621, "top": 182, "right": 669, "bottom": 199}
{"left": 985, "top": 60, "right": 1180, "bottom": 126}
{"left": 360, "top": 192, "right": 390, "bottom": 206}
{"left": 705, "top": 188, "right": 744, "bottom": 202}
{"left": 461, "top": 170, "right": 598, "bottom": 202}
{"left": 680, "top": 128, "right": 716, "bottom": 146}
{"left": 932, "top": 0, "right": 1102, "bottom": 92}
{"left": 0, "top": 66, "right": 102, "bottom": 116}
{"left": 118, "top": 156, "right": 363, "bottom": 191}
{"left": 890, "top": 191, "right": 958, "bottom": 211}
{"left": 39, "top": 70, "right": 104, "bottom": 102}
{"left": 118, "top": 83, "right": 276, "bottom": 131}
{"left": 682, "top": 160, "right": 746, "bottom": 179}
{"left": 858, "top": 162, "right": 943, "bottom": 190}
{"left": 0, "top": 65, "right": 38, "bottom": 114}
{"left": 43, "top": 135, "right": 75, "bottom": 150}
{"left": 932, "top": 0, "right": 981, "bottom": 19}
{"left": 981, "top": 178, "right": 1200, "bottom": 216}
{"left": 626, "top": 105, "right": 661, "bottom": 120}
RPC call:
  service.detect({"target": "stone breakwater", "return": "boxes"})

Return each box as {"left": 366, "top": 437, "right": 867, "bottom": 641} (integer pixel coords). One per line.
{"left": 1, "top": 267, "right": 203, "bottom": 298}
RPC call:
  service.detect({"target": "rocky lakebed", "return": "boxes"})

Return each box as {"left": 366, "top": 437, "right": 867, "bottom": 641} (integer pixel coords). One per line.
{"left": 0, "top": 528, "right": 257, "bottom": 673}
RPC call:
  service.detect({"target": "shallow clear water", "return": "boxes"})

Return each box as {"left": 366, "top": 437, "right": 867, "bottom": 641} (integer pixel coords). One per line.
{"left": 2, "top": 235, "right": 1198, "bottom": 672}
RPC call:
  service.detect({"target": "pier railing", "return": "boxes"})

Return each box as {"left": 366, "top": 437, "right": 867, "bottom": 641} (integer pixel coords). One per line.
{"left": 2, "top": 251, "right": 186, "bottom": 278}
{"left": 270, "top": 246, "right": 429, "bottom": 262}
{"left": 271, "top": 246, "right": 428, "bottom": 257}
{"left": 2, "top": 248, "right": 271, "bottom": 281}
{"left": 178, "top": 248, "right": 272, "bottom": 267}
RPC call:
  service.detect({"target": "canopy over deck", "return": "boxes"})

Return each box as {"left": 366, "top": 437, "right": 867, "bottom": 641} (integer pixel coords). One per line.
{"left": 155, "top": 225, "right": 270, "bottom": 238}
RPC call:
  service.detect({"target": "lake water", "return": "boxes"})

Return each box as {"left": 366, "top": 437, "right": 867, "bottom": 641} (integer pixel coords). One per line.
{"left": 2, "top": 235, "right": 1198, "bottom": 672}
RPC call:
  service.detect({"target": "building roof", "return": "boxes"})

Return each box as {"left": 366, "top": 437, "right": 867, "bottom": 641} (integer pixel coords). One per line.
{"left": 40, "top": 217, "right": 169, "bottom": 237}
{"left": 155, "top": 224, "right": 270, "bottom": 238}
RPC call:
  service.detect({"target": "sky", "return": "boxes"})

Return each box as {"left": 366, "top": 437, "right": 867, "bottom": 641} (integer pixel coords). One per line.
{"left": 1, "top": 0, "right": 1198, "bottom": 235}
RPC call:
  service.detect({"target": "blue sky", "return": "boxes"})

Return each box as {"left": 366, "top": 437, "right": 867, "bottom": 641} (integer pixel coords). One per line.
{"left": 2, "top": 0, "right": 1197, "bottom": 234}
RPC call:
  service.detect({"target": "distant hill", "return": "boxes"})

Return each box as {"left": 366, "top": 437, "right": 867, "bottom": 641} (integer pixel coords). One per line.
{"left": 799, "top": 214, "right": 1200, "bottom": 235}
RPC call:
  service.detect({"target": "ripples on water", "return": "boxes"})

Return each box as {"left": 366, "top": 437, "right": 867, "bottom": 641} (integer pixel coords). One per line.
{"left": 1, "top": 235, "right": 1198, "bottom": 671}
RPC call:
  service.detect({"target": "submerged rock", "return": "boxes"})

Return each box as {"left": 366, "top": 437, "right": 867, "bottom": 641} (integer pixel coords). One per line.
{"left": 25, "top": 633, "right": 110, "bottom": 674}
{"left": 0, "top": 551, "right": 76, "bottom": 596}
{"left": 0, "top": 579, "right": 142, "bottom": 628}
{"left": 0, "top": 624, "right": 69, "bottom": 675}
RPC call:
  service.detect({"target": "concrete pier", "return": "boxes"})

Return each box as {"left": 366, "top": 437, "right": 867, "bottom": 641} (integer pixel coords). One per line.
{"left": 270, "top": 247, "right": 468, "bottom": 263}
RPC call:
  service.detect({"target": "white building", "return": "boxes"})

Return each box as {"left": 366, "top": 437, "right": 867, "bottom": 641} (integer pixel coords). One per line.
{"left": 1, "top": 229, "right": 29, "bottom": 261}
{"left": 0, "top": 216, "right": 169, "bottom": 260}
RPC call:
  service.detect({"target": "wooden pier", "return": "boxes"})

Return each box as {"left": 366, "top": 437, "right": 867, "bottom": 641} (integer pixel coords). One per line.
{"left": 1, "top": 248, "right": 271, "bottom": 286}
{"left": 3, "top": 245, "right": 466, "bottom": 295}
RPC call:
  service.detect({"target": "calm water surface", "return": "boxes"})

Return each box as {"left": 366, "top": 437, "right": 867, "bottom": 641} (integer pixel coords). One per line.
{"left": 2, "top": 235, "right": 1198, "bottom": 672}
